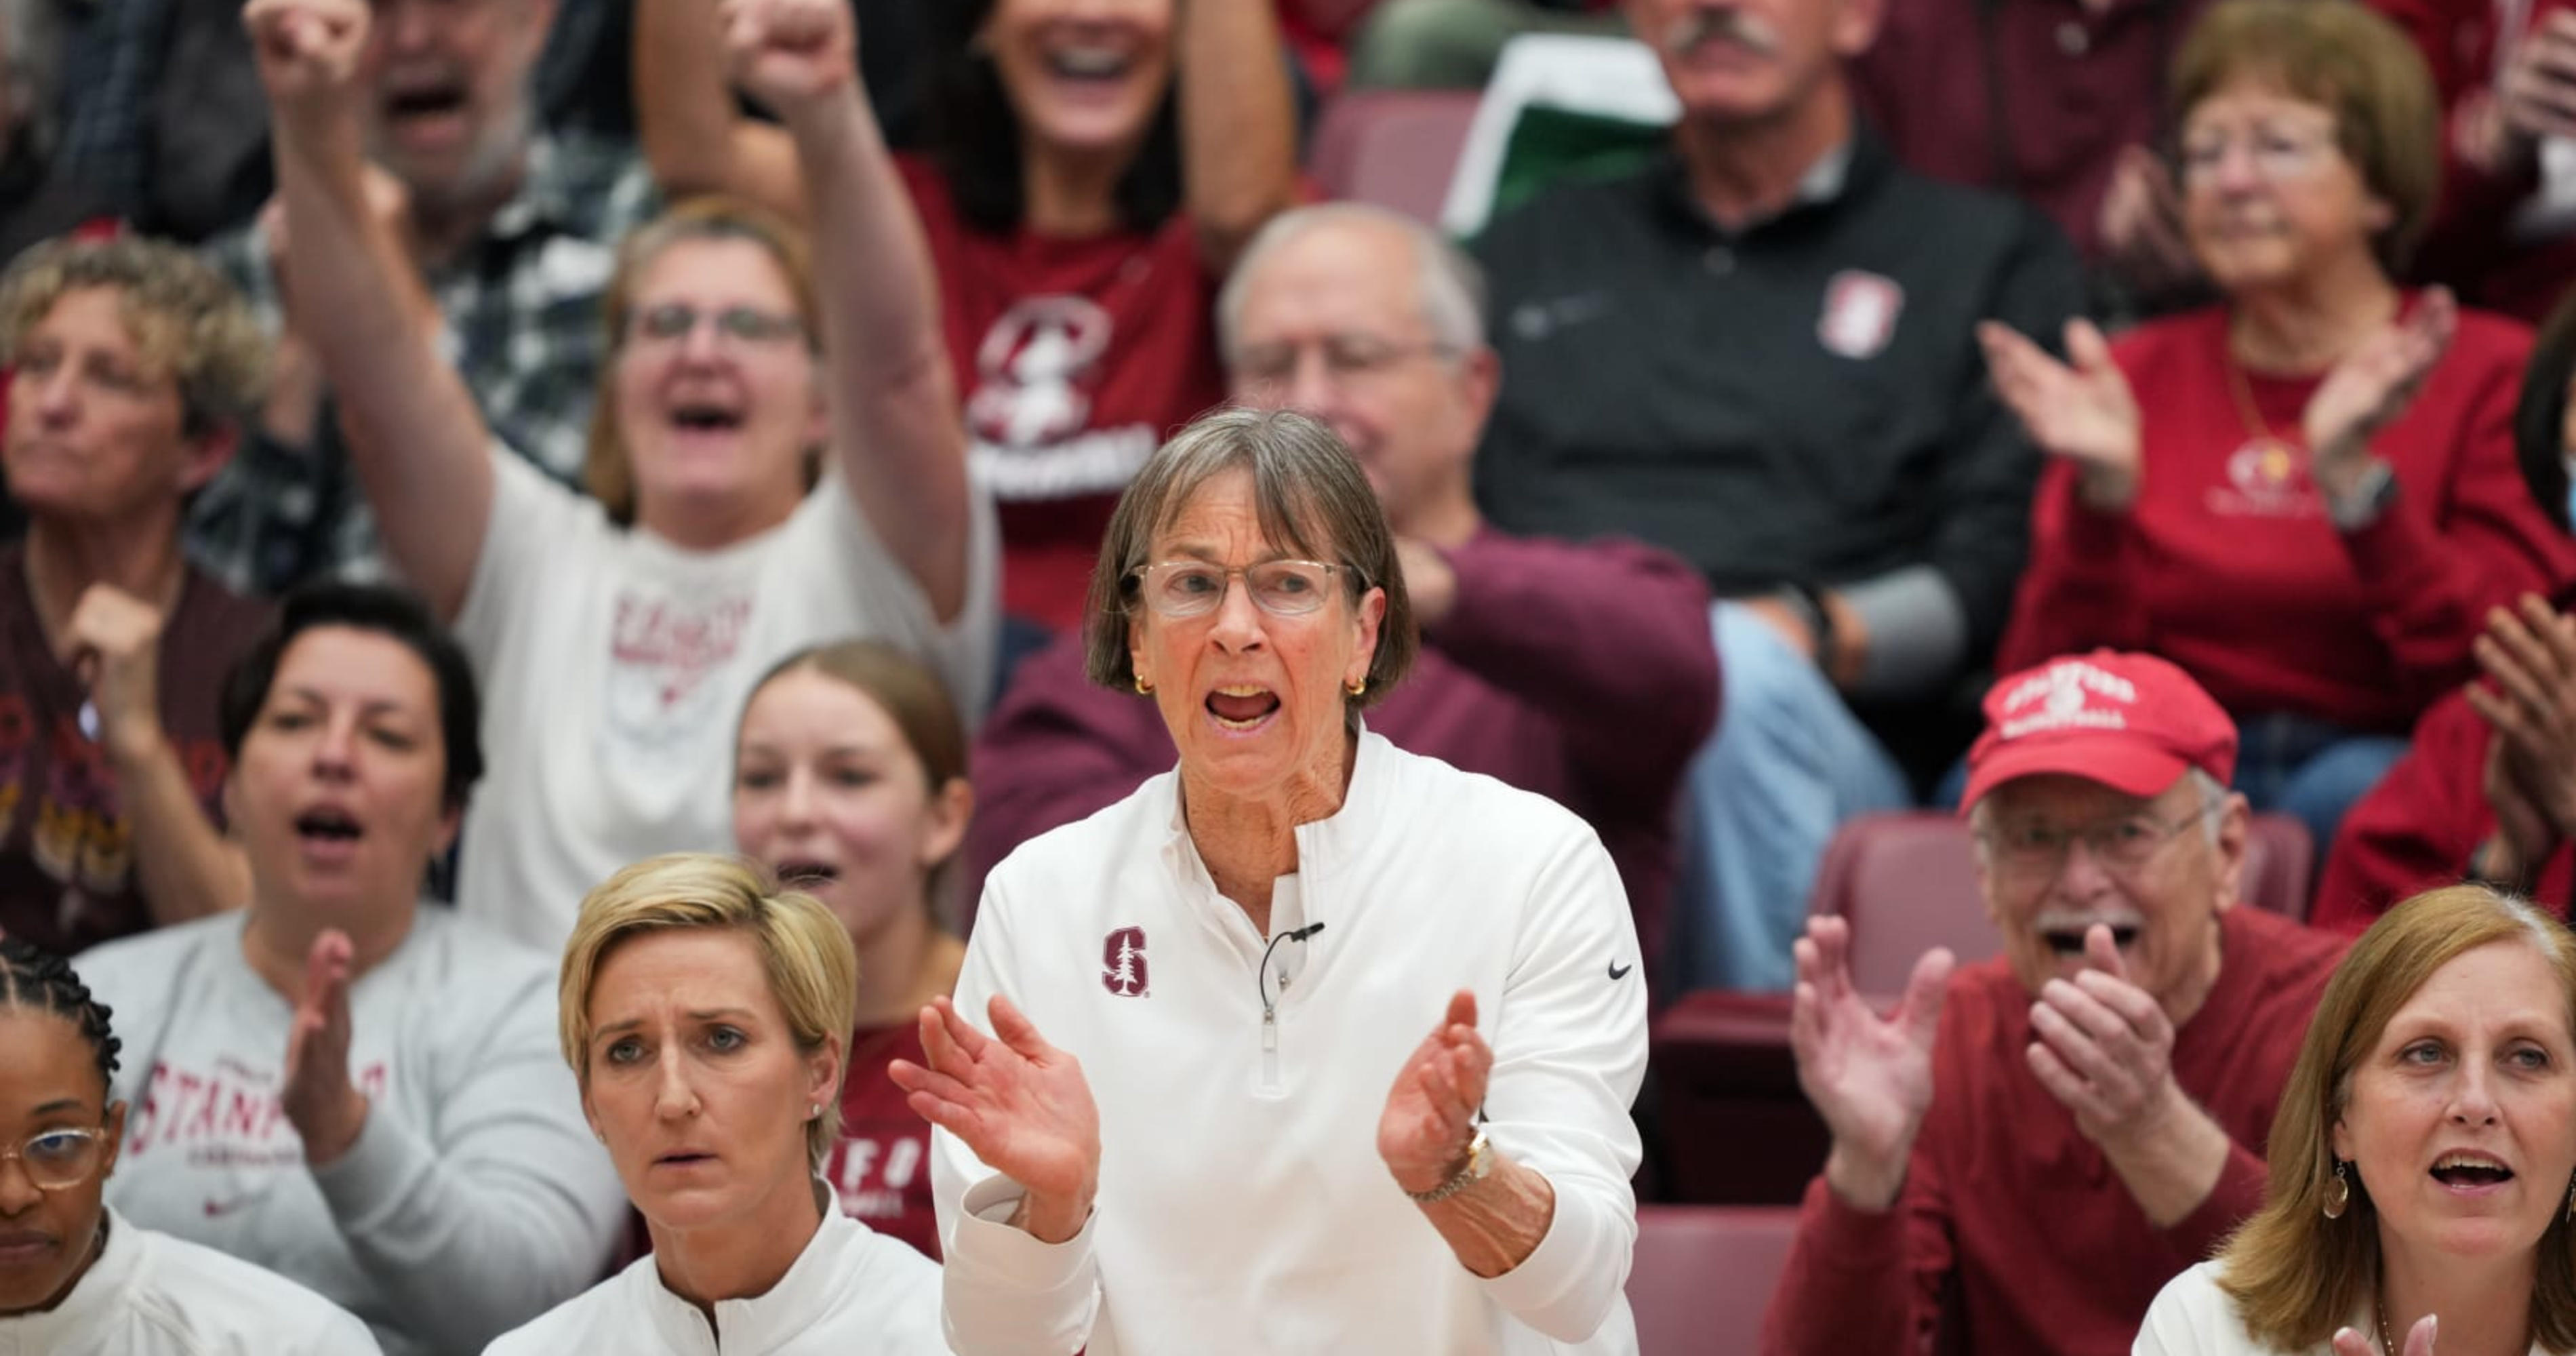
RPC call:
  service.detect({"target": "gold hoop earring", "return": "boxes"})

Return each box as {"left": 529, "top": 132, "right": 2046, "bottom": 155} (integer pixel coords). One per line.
{"left": 1135, "top": 675, "right": 1154, "bottom": 695}
{"left": 2323, "top": 1159, "right": 2351, "bottom": 1220}
{"left": 1345, "top": 678, "right": 1367, "bottom": 698}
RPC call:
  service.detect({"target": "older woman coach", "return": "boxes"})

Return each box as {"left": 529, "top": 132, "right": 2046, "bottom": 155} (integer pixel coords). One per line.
{"left": 890, "top": 407, "right": 1647, "bottom": 1354}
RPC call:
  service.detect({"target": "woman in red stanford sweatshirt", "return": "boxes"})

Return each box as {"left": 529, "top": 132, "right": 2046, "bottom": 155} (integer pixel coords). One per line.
{"left": 1981, "top": 0, "right": 2576, "bottom": 859}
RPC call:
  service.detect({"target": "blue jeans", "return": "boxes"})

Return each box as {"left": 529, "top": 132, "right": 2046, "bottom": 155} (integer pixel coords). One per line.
{"left": 2230, "top": 713, "right": 2407, "bottom": 862}
{"left": 1672, "top": 603, "right": 1914, "bottom": 993}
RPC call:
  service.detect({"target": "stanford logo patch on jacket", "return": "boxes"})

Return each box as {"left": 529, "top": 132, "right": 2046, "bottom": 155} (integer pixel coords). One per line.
{"left": 1102, "top": 926, "right": 1148, "bottom": 997}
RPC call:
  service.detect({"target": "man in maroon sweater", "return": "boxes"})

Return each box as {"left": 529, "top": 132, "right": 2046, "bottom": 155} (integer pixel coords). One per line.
{"left": 1762, "top": 651, "right": 2346, "bottom": 1356}
{"left": 961, "top": 201, "right": 1717, "bottom": 972}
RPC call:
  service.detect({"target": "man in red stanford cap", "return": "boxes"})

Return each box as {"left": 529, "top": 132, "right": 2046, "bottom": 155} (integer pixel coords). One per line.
{"left": 1760, "top": 651, "right": 2348, "bottom": 1356}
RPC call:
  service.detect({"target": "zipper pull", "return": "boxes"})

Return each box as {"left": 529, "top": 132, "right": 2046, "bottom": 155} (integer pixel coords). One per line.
{"left": 1261, "top": 1004, "right": 1279, "bottom": 1053}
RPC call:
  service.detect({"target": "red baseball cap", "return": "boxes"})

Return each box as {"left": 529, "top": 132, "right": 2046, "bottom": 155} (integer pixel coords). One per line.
{"left": 1959, "top": 650, "right": 2238, "bottom": 812}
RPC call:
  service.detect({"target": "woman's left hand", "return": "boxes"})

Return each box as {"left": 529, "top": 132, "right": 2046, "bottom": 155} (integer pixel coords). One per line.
{"left": 2335, "top": 1313, "right": 2436, "bottom": 1355}
{"left": 2303, "top": 288, "right": 2455, "bottom": 491}
{"left": 1378, "top": 990, "right": 1491, "bottom": 1196}
{"left": 280, "top": 930, "right": 370, "bottom": 1166}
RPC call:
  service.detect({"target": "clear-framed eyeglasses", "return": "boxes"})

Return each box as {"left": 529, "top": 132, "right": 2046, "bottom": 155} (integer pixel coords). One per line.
{"left": 625, "top": 302, "right": 808, "bottom": 351}
{"left": 1231, "top": 335, "right": 1457, "bottom": 390}
{"left": 1130, "top": 559, "right": 1352, "bottom": 619}
{"left": 1977, "top": 799, "right": 2221, "bottom": 878}
{"left": 0, "top": 1125, "right": 110, "bottom": 1191}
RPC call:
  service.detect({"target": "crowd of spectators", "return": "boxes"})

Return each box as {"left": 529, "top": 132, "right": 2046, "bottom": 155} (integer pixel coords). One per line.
{"left": 4, "top": 0, "right": 2576, "bottom": 1348}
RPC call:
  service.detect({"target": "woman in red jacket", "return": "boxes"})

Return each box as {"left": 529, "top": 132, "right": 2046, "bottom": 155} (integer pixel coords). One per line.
{"left": 1980, "top": 0, "right": 2576, "bottom": 858}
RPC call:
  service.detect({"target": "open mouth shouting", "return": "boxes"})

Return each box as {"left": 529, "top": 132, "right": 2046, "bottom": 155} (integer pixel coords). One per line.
{"left": 293, "top": 803, "right": 366, "bottom": 866}
{"left": 378, "top": 76, "right": 472, "bottom": 152}
{"left": 1205, "top": 684, "right": 1282, "bottom": 732}
{"left": 2429, "top": 1150, "right": 2516, "bottom": 1195}
{"left": 2032, "top": 911, "right": 2144, "bottom": 959}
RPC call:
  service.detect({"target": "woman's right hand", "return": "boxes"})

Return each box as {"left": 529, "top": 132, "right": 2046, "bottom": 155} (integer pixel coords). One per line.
{"left": 1788, "top": 916, "right": 1952, "bottom": 1212}
{"left": 243, "top": 0, "right": 369, "bottom": 134}
{"left": 891, "top": 995, "right": 1102, "bottom": 1244}
{"left": 1979, "top": 318, "right": 2144, "bottom": 511}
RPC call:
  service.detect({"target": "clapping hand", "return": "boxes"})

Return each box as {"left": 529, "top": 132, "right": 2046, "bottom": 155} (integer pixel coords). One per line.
{"left": 1788, "top": 915, "right": 1952, "bottom": 1211}
{"left": 889, "top": 995, "right": 1100, "bottom": 1243}
{"left": 1979, "top": 317, "right": 2144, "bottom": 511}
{"left": 243, "top": 0, "right": 369, "bottom": 132}
{"left": 280, "top": 930, "right": 369, "bottom": 1165}
{"left": 2303, "top": 289, "right": 2454, "bottom": 493}
{"left": 2468, "top": 595, "right": 2576, "bottom": 877}
{"left": 2024, "top": 925, "right": 2186, "bottom": 1152}
{"left": 1377, "top": 991, "right": 1491, "bottom": 1196}
{"left": 2335, "top": 1313, "right": 2436, "bottom": 1356}
{"left": 720, "top": 0, "right": 856, "bottom": 120}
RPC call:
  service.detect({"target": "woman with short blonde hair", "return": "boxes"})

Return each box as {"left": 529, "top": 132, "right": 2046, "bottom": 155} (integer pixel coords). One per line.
{"left": 488, "top": 852, "right": 943, "bottom": 1355}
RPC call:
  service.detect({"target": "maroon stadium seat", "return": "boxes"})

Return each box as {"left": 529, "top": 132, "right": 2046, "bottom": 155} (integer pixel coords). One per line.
{"left": 1308, "top": 89, "right": 1481, "bottom": 224}
{"left": 1649, "top": 992, "right": 1818, "bottom": 1205}
{"left": 1627, "top": 1205, "right": 1802, "bottom": 1355}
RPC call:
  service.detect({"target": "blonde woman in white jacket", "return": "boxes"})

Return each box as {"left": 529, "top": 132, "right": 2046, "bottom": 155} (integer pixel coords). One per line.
{"left": 0, "top": 938, "right": 378, "bottom": 1356}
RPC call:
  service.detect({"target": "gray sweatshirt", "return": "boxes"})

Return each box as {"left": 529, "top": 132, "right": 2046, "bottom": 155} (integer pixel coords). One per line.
{"left": 79, "top": 906, "right": 629, "bottom": 1356}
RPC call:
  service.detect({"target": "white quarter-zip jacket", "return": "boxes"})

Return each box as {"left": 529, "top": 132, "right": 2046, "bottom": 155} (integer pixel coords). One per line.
{"left": 482, "top": 1208, "right": 945, "bottom": 1355}
{"left": 935, "top": 731, "right": 1648, "bottom": 1354}
{"left": 0, "top": 1208, "right": 381, "bottom": 1355}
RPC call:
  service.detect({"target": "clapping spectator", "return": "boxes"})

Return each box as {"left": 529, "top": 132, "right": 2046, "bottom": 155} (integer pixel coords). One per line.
{"left": 75, "top": 584, "right": 628, "bottom": 1356}
{"left": 251, "top": 0, "right": 994, "bottom": 951}
{"left": 1763, "top": 651, "right": 2346, "bottom": 1356}
{"left": 2316, "top": 293, "right": 2576, "bottom": 924}
{"left": 637, "top": 0, "right": 1297, "bottom": 642}
{"left": 1983, "top": 0, "right": 2576, "bottom": 858}
{"left": 0, "top": 236, "right": 272, "bottom": 955}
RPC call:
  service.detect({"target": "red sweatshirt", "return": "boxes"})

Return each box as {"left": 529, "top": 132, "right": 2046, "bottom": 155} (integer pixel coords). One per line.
{"left": 1998, "top": 302, "right": 2576, "bottom": 730}
{"left": 961, "top": 527, "right": 1716, "bottom": 968}
{"left": 2314, "top": 687, "right": 2576, "bottom": 930}
{"left": 1760, "top": 906, "right": 2348, "bottom": 1356}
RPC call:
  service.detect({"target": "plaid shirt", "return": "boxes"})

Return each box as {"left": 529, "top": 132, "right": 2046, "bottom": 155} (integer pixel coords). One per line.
{"left": 186, "top": 130, "right": 660, "bottom": 595}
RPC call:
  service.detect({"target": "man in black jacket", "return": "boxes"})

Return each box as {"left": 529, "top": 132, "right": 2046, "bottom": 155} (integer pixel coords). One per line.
{"left": 1472, "top": 0, "right": 2085, "bottom": 993}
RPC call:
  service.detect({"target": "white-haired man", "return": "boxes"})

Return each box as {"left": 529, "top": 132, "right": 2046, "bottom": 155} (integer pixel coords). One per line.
{"left": 1765, "top": 650, "right": 2346, "bottom": 1355}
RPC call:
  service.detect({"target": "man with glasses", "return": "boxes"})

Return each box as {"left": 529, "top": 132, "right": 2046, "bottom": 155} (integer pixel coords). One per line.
{"left": 1763, "top": 650, "right": 2346, "bottom": 1356}
{"left": 965, "top": 203, "right": 1716, "bottom": 974}
{"left": 1469, "top": 0, "right": 2088, "bottom": 997}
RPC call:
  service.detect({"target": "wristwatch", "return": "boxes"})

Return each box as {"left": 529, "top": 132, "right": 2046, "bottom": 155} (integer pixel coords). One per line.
{"left": 1409, "top": 1127, "right": 1494, "bottom": 1205}
{"left": 2325, "top": 458, "right": 2398, "bottom": 532}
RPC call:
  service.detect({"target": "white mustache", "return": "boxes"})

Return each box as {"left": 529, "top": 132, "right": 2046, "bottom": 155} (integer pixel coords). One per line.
{"left": 1666, "top": 6, "right": 1781, "bottom": 57}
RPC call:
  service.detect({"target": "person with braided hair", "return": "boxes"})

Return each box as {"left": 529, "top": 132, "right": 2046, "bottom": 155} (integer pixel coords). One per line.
{"left": 0, "top": 937, "right": 381, "bottom": 1354}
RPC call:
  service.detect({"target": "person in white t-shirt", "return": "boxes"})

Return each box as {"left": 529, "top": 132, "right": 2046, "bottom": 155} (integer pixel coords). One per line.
{"left": 77, "top": 583, "right": 630, "bottom": 1356}
{"left": 243, "top": 0, "right": 999, "bottom": 951}
{"left": 485, "top": 852, "right": 943, "bottom": 1354}
{"left": 0, "top": 937, "right": 381, "bottom": 1356}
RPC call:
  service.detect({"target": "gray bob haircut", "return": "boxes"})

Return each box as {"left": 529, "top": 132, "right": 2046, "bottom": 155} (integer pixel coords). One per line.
{"left": 1081, "top": 407, "right": 1419, "bottom": 713}
{"left": 1214, "top": 202, "right": 1490, "bottom": 368}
